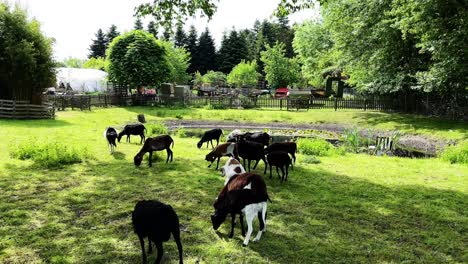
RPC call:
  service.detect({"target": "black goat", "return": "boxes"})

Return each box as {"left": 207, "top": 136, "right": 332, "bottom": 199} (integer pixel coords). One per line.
{"left": 197, "top": 128, "right": 223, "bottom": 149}
{"left": 243, "top": 132, "right": 270, "bottom": 147}
{"left": 134, "top": 135, "right": 174, "bottom": 167}
{"left": 103, "top": 127, "right": 118, "bottom": 154}
{"left": 236, "top": 137, "right": 267, "bottom": 172}
{"left": 265, "top": 142, "right": 297, "bottom": 167}
{"left": 132, "top": 200, "right": 183, "bottom": 264}
{"left": 265, "top": 151, "right": 292, "bottom": 182}
{"left": 118, "top": 124, "right": 146, "bottom": 144}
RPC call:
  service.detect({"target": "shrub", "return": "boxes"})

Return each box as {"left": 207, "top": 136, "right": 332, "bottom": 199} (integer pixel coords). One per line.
{"left": 10, "top": 140, "right": 92, "bottom": 168}
{"left": 302, "top": 155, "right": 321, "bottom": 164}
{"left": 147, "top": 122, "right": 168, "bottom": 135}
{"left": 440, "top": 141, "right": 468, "bottom": 164}
{"left": 343, "top": 128, "right": 364, "bottom": 153}
{"left": 175, "top": 128, "right": 187, "bottom": 138}
{"left": 297, "top": 138, "right": 334, "bottom": 156}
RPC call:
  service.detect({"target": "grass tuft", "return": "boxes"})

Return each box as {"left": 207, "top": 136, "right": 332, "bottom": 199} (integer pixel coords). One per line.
{"left": 440, "top": 141, "right": 468, "bottom": 164}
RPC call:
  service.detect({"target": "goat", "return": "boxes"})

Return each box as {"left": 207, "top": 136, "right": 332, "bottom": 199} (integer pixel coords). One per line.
{"left": 213, "top": 173, "right": 269, "bottom": 239}
{"left": 197, "top": 128, "right": 223, "bottom": 149}
{"left": 265, "top": 151, "right": 292, "bottom": 182}
{"left": 243, "top": 132, "right": 270, "bottom": 147}
{"left": 103, "top": 127, "right": 118, "bottom": 154}
{"left": 132, "top": 200, "right": 183, "bottom": 264}
{"left": 265, "top": 142, "right": 297, "bottom": 168}
{"left": 134, "top": 135, "right": 174, "bottom": 167}
{"left": 118, "top": 123, "right": 146, "bottom": 144}
{"left": 236, "top": 137, "right": 267, "bottom": 172}
{"left": 205, "top": 142, "right": 238, "bottom": 170}
{"left": 226, "top": 129, "right": 243, "bottom": 143}
{"left": 220, "top": 157, "right": 246, "bottom": 185}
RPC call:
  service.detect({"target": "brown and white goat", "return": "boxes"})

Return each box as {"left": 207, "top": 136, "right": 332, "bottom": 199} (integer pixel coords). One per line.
{"left": 212, "top": 173, "right": 270, "bottom": 246}
{"left": 205, "top": 142, "right": 238, "bottom": 170}
{"left": 220, "top": 157, "right": 246, "bottom": 185}
{"left": 134, "top": 135, "right": 174, "bottom": 167}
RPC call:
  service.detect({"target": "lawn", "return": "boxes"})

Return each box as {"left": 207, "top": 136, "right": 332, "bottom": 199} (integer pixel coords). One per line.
{"left": 0, "top": 107, "right": 467, "bottom": 264}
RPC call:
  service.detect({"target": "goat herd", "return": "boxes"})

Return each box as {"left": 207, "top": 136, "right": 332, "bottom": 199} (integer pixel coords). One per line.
{"left": 104, "top": 123, "right": 298, "bottom": 264}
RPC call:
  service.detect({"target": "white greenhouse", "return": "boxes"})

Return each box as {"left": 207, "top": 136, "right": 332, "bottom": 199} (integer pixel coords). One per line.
{"left": 56, "top": 67, "right": 108, "bottom": 93}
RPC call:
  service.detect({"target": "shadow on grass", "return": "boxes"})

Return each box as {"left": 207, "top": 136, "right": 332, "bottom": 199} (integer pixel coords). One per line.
{"left": 0, "top": 119, "right": 72, "bottom": 128}
{"left": 1, "top": 159, "right": 466, "bottom": 263}
{"left": 353, "top": 112, "right": 468, "bottom": 137}
{"left": 111, "top": 151, "right": 126, "bottom": 160}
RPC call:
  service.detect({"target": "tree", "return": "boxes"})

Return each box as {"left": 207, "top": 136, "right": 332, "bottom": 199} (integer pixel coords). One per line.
{"left": 0, "top": 2, "right": 56, "bottom": 103}
{"left": 203, "top": 71, "right": 227, "bottom": 87}
{"left": 62, "top": 57, "right": 85, "bottom": 68}
{"left": 227, "top": 60, "right": 260, "bottom": 88}
{"left": 217, "top": 29, "right": 249, "bottom": 73}
{"left": 195, "top": 28, "right": 217, "bottom": 74}
{"left": 160, "top": 41, "right": 191, "bottom": 84}
{"left": 260, "top": 42, "right": 300, "bottom": 88}
{"left": 88, "top": 29, "right": 106, "bottom": 58}
{"left": 147, "top": 21, "right": 158, "bottom": 38}
{"left": 105, "top": 24, "right": 120, "bottom": 48}
{"left": 162, "top": 30, "right": 171, "bottom": 41}
{"left": 83, "top": 57, "right": 107, "bottom": 71}
{"left": 185, "top": 25, "right": 198, "bottom": 73}
{"left": 134, "top": 17, "right": 143, "bottom": 30}
{"left": 106, "top": 30, "right": 170, "bottom": 89}
{"left": 174, "top": 24, "right": 186, "bottom": 48}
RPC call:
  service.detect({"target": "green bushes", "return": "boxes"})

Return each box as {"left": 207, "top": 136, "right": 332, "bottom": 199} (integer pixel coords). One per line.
{"left": 10, "top": 140, "right": 92, "bottom": 168}
{"left": 297, "top": 138, "right": 334, "bottom": 156}
{"left": 440, "top": 141, "right": 468, "bottom": 164}
{"left": 146, "top": 122, "right": 168, "bottom": 135}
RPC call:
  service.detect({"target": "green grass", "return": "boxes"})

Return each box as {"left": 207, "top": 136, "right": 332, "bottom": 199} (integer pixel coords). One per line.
{"left": 0, "top": 108, "right": 467, "bottom": 263}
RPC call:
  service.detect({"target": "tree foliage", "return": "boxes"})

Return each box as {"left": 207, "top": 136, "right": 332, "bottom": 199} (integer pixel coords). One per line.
{"left": 147, "top": 21, "right": 158, "bottom": 38}
{"left": 184, "top": 25, "right": 198, "bottom": 73}
{"left": 217, "top": 29, "right": 249, "bottom": 73}
{"left": 193, "top": 71, "right": 226, "bottom": 87}
{"left": 0, "top": 2, "right": 56, "bottom": 102}
{"left": 261, "top": 42, "right": 300, "bottom": 88}
{"left": 88, "top": 29, "right": 106, "bottom": 58}
{"left": 83, "top": 57, "right": 107, "bottom": 71}
{"left": 160, "top": 41, "right": 191, "bottom": 84}
{"left": 174, "top": 24, "right": 186, "bottom": 48}
{"left": 105, "top": 24, "right": 120, "bottom": 48}
{"left": 194, "top": 28, "right": 217, "bottom": 74}
{"left": 227, "top": 60, "right": 259, "bottom": 88}
{"left": 62, "top": 57, "right": 85, "bottom": 68}
{"left": 134, "top": 17, "right": 143, "bottom": 30}
{"left": 106, "top": 30, "right": 170, "bottom": 89}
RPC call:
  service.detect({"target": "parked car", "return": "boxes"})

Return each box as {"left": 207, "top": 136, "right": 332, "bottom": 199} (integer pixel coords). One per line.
{"left": 274, "top": 88, "right": 289, "bottom": 98}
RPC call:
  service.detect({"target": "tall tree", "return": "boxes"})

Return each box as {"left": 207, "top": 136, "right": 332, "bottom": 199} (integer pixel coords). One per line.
{"left": 134, "top": 17, "right": 143, "bottom": 30}
{"left": 105, "top": 24, "right": 120, "bottom": 49}
{"left": 195, "top": 28, "right": 217, "bottom": 74}
{"left": 261, "top": 42, "right": 301, "bottom": 88}
{"left": 217, "top": 29, "right": 249, "bottom": 73}
{"left": 88, "top": 29, "right": 107, "bottom": 58}
{"left": 185, "top": 25, "right": 199, "bottom": 73}
{"left": 174, "top": 24, "right": 187, "bottom": 48}
{"left": 162, "top": 29, "right": 171, "bottom": 41}
{"left": 147, "top": 21, "right": 158, "bottom": 38}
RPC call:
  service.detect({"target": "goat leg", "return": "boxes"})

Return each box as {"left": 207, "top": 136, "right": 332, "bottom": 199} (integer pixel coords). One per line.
{"left": 138, "top": 235, "right": 147, "bottom": 264}
{"left": 239, "top": 213, "right": 245, "bottom": 236}
{"left": 148, "top": 239, "right": 152, "bottom": 254}
{"left": 172, "top": 228, "right": 184, "bottom": 264}
{"left": 148, "top": 152, "right": 153, "bottom": 167}
{"left": 229, "top": 213, "right": 236, "bottom": 238}
{"left": 155, "top": 241, "right": 164, "bottom": 264}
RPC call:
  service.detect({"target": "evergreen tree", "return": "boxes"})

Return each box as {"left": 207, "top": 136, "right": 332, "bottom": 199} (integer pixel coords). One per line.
{"left": 276, "top": 17, "right": 294, "bottom": 58}
{"left": 195, "top": 28, "right": 217, "bottom": 74}
{"left": 134, "top": 17, "right": 143, "bottom": 30}
{"left": 174, "top": 24, "right": 187, "bottom": 48}
{"left": 147, "top": 21, "right": 158, "bottom": 38}
{"left": 105, "top": 24, "right": 120, "bottom": 48}
{"left": 88, "top": 29, "right": 107, "bottom": 58}
{"left": 185, "top": 25, "right": 198, "bottom": 73}
{"left": 162, "top": 30, "right": 171, "bottom": 41}
{"left": 217, "top": 29, "right": 249, "bottom": 73}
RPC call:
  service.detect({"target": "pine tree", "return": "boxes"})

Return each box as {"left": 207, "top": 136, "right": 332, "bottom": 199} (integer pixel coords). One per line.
{"left": 105, "top": 24, "right": 120, "bottom": 48}
{"left": 147, "top": 21, "right": 158, "bottom": 38}
{"left": 134, "top": 17, "right": 143, "bottom": 30}
{"left": 174, "top": 24, "right": 186, "bottom": 48}
{"left": 196, "top": 28, "right": 217, "bottom": 74}
{"left": 88, "top": 29, "right": 106, "bottom": 58}
{"left": 276, "top": 17, "right": 294, "bottom": 58}
{"left": 162, "top": 30, "right": 171, "bottom": 40}
{"left": 185, "top": 25, "right": 198, "bottom": 73}
{"left": 217, "top": 28, "right": 249, "bottom": 73}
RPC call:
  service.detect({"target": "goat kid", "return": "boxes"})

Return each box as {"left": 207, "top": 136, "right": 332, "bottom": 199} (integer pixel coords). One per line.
{"left": 197, "top": 128, "right": 223, "bottom": 149}
{"left": 265, "top": 142, "right": 297, "bottom": 168}
{"left": 265, "top": 151, "right": 292, "bottom": 182}
{"left": 236, "top": 137, "right": 267, "bottom": 172}
{"left": 103, "top": 127, "right": 118, "bottom": 154}
{"left": 118, "top": 123, "right": 146, "bottom": 144}
{"left": 134, "top": 135, "right": 174, "bottom": 167}
{"left": 132, "top": 200, "right": 183, "bottom": 264}
{"left": 205, "top": 142, "right": 238, "bottom": 170}
{"left": 220, "top": 157, "right": 246, "bottom": 185}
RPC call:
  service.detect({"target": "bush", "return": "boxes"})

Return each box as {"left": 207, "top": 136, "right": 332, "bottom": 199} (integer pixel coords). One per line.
{"left": 343, "top": 128, "right": 364, "bottom": 153}
{"left": 10, "top": 140, "right": 92, "bottom": 168}
{"left": 147, "top": 122, "right": 168, "bottom": 135}
{"left": 297, "top": 138, "right": 334, "bottom": 156}
{"left": 175, "top": 128, "right": 187, "bottom": 138}
{"left": 440, "top": 141, "right": 468, "bottom": 164}
{"left": 302, "top": 155, "right": 321, "bottom": 164}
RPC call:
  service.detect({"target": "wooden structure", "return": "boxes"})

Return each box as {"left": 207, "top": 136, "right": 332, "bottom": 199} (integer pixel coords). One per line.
{"left": 0, "top": 99, "right": 55, "bottom": 119}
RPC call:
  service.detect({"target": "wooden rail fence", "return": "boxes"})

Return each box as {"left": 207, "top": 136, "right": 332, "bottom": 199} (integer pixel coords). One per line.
{"left": 0, "top": 99, "right": 55, "bottom": 119}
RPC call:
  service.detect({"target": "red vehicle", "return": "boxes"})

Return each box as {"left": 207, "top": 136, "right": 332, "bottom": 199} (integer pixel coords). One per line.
{"left": 274, "top": 87, "right": 289, "bottom": 98}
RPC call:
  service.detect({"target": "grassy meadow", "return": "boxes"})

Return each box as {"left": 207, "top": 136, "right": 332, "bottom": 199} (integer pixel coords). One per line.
{"left": 0, "top": 107, "right": 467, "bottom": 263}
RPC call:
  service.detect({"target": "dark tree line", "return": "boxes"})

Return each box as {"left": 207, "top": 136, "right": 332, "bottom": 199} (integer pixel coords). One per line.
{"left": 88, "top": 24, "right": 120, "bottom": 58}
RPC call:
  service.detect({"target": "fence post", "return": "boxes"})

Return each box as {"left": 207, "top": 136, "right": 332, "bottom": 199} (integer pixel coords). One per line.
{"left": 364, "top": 99, "right": 367, "bottom": 111}
{"left": 280, "top": 99, "right": 283, "bottom": 110}
{"left": 334, "top": 97, "right": 338, "bottom": 111}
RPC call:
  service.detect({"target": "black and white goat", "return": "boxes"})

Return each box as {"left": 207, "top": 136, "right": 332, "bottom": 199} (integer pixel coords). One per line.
{"left": 118, "top": 123, "right": 146, "bottom": 144}
{"left": 197, "top": 128, "right": 223, "bottom": 149}
{"left": 243, "top": 132, "right": 270, "bottom": 147}
{"left": 134, "top": 135, "right": 174, "bottom": 167}
{"left": 205, "top": 142, "right": 238, "bottom": 170}
{"left": 265, "top": 151, "right": 292, "bottom": 182}
{"left": 212, "top": 173, "right": 269, "bottom": 246}
{"left": 226, "top": 129, "right": 243, "bottom": 142}
{"left": 265, "top": 142, "right": 297, "bottom": 167}
{"left": 236, "top": 137, "right": 267, "bottom": 172}
{"left": 103, "top": 127, "right": 118, "bottom": 154}
{"left": 132, "top": 200, "right": 183, "bottom": 264}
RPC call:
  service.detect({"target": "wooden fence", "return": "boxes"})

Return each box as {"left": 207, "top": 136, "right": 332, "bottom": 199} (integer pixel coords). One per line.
{"left": 0, "top": 99, "right": 55, "bottom": 119}
{"left": 44, "top": 94, "right": 397, "bottom": 112}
